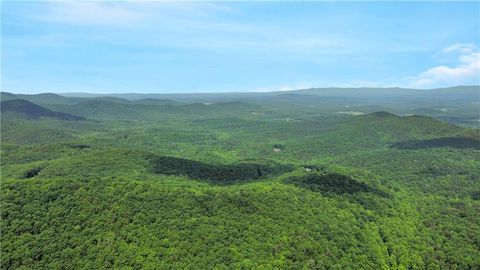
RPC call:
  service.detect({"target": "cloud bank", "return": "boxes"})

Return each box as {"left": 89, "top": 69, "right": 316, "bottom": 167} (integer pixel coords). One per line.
{"left": 407, "top": 43, "right": 480, "bottom": 88}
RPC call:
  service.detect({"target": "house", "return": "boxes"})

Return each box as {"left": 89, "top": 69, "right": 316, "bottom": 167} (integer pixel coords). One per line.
{"left": 303, "top": 165, "right": 327, "bottom": 174}
{"left": 273, "top": 144, "right": 285, "bottom": 152}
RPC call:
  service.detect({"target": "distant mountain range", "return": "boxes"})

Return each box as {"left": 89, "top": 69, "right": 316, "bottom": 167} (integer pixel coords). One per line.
{"left": 53, "top": 85, "right": 480, "bottom": 102}
{"left": 1, "top": 85, "right": 478, "bottom": 126}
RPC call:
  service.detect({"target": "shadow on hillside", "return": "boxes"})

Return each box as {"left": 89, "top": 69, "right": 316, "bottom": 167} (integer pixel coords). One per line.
{"left": 391, "top": 136, "right": 480, "bottom": 150}
{"left": 149, "top": 155, "right": 294, "bottom": 184}
{"left": 285, "top": 173, "right": 392, "bottom": 214}
{"left": 22, "top": 167, "right": 42, "bottom": 179}
{"left": 285, "top": 173, "right": 389, "bottom": 197}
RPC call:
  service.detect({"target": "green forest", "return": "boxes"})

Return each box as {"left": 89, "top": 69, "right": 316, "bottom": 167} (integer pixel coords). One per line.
{"left": 1, "top": 87, "right": 479, "bottom": 269}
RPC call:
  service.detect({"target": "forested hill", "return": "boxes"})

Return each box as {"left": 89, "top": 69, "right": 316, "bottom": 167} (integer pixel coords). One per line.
{"left": 1, "top": 88, "right": 479, "bottom": 269}
{"left": 1, "top": 99, "right": 85, "bottom": 121}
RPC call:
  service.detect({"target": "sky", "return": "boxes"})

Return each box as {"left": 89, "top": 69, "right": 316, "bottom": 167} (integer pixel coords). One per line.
{"left": 1, "top": 1, "right": 479, "bottom": 94}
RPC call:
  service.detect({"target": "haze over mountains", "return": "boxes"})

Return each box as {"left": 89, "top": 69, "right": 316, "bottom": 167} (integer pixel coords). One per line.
{"left": 58, "top": 85, "right": 479, "bottom": 102}
{"left": 2, "top": 85, "right": 478, "bottom": 127}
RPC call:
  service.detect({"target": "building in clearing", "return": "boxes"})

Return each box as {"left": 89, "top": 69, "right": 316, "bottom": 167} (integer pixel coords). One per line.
{"left": 303, "top": 165, "right": 326, "bottom": 175}
{"left": 273, "top": 144, "right": 285, "bottom": 152}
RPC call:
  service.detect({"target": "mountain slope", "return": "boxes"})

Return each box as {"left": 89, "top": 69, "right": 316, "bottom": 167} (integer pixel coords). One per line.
{"left": 1, "top": 99, "right": 85, "bottom": 121}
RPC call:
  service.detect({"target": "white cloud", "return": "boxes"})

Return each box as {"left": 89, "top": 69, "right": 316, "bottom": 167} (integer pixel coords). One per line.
{"left": 36, "top": 2, "right": 144, "bottom": 27}
{"left": 276, "top": 84, "right": 313, "bottom": 92}
{"left": 30, "top": 1, "right": 342, "bottom": 52}
{"left": 441, "top": 43, "right": 477, "bottom": 54}
{"left": 407, "top": 44, "right": 480, "bottom": 88}
{"left": 34, "top": 2, "right": 236, "bottom": 28}
{"left": 251, "top": 82, "right": 315, "bottom": 92}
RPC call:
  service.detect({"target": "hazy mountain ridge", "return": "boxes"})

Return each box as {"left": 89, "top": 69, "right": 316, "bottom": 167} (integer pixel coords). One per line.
{"left": 3, "top": 85, "right": 477, "bottom": 126}
{"left": 1, "top": 99, "right": 85, "bottom": 121}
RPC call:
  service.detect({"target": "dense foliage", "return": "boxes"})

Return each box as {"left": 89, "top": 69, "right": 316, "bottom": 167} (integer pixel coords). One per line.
{"left": 1, "top": 89, "right": 479, "bottom": 269}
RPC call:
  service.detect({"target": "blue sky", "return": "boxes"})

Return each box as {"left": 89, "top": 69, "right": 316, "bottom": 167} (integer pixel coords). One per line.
{"left": 2, "top": 1, "right": 479, "bottom": 93}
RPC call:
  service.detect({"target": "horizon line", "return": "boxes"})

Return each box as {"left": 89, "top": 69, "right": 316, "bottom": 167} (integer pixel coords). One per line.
{"left": 2, "top": 85, "right": 479, "bottom": 96}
